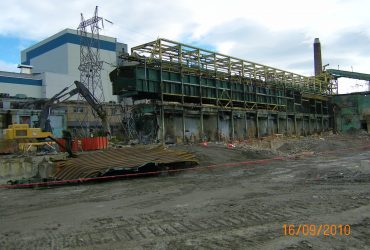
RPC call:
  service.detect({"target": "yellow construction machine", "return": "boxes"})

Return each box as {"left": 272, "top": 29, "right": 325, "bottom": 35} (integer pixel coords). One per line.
{"left": 4, "top": 124, "right": 52, "bottom": 140}
{"left": 1, "top": 124, "right": 56, "bottom": 154}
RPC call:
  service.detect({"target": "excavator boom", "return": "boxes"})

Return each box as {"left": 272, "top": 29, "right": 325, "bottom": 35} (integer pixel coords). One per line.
{"left": 73, "top": 81, "right": 111, "bottom": 135}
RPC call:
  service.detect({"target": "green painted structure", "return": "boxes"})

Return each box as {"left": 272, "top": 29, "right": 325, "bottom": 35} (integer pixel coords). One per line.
{"left": 110, "top": 38, "right": 335, "bottom": 143}
{"left": 327, "top": 69, "right": 370, "bottom": 82}
{"left": 332, "top": 92, "right": 370, "bottom": 133}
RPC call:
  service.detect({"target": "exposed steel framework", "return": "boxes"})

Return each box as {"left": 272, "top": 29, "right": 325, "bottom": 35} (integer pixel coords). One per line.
{"left": 75, "top": 6, "right": 110, "bottom": 137}
{"left": 78, "top": 6, "right": 105, "bottom": 103}
{"left": 111, "top": 38, "right": 334, "bottom": 143}
{"left": 131, "top": 38, "right": 336, "bottom": 95}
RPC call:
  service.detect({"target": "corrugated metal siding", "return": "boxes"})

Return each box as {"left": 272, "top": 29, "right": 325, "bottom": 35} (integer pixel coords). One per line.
{"left": 54, "top": 146, "right": 198, "bottom": 180}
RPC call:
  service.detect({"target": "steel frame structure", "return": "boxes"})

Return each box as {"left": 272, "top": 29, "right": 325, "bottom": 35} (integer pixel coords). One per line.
{"left": 76, "top": 6, "right": 106, "bottom": 137}
{"left": 112, "top": 38, "right": 333, "bottom": 142}
{"left": 131, "top": 38, "right": 336, "bottom": 95}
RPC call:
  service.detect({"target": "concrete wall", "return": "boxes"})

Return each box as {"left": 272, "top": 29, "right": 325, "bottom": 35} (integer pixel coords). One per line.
{"left": 67, "top": 44, "right": 118, "bottom": 102}
{"left": 28, "top": 44, "right": 118, "bottom": 102}
{"left": 0, "top": 157, "right": 35, "bottom": 184}
{"left": 159, "top": 110, "right": 330, "bottom": 143}
{"left": 31, "top": 44, "right": 69, "bottom": 74}
{"left": 203, "top": 115, "right": 218, "bottom": 141}
{"left": 0, "top": 83, "right": 42, "bottom": 98}
{"left": 0, "top": 156, "right": 56, "bottom": 184}
{"left": 41, "top": 71, "right": 77, "bottom": 98}
{"left": 20, "top": 28, "right": 126, "bottom": 102}
{"left": 234, "top": 115, "right": 247, "bottom": 141}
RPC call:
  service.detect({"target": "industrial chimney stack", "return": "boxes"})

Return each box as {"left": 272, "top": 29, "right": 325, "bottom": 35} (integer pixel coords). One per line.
{"left": 314, "top": 38, "right": 322, "bottom": 76}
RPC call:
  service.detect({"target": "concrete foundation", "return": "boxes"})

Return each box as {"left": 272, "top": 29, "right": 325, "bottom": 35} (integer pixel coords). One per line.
{"left": 0, "top": 156, "right": 57, "bottom": 184}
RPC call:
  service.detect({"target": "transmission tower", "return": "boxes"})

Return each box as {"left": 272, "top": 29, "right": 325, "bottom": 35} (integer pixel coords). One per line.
{"left": 76, "top": 6, "right": 107, "bottom": 137}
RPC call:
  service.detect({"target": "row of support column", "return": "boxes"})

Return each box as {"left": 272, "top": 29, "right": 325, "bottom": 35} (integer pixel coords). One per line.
{"left": 158, "top": 73, "right": 328, "bottom": 143}
{"left": 160, "top": 107, "right": 328, "bottom": 143}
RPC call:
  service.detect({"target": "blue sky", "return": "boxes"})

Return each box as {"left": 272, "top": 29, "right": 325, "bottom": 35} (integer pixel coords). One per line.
{"left": 0, "top": 35, "right": 36, "bottom": 70}
{"left": 0, "top": 0, "right": 369, "bottom": 93}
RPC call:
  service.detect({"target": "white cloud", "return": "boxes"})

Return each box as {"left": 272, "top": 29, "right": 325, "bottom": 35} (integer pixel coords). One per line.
{"left": 2, "top": 0, "right": 368, "bottom": 43}
{"left": 0, "top": 0, "right": 369, "bottom": 94}
{"left": 0, "top": 60, "right": 18, "bottom": 73}
{"left": 216, "top": 41, "right": 236, "bottom": 55}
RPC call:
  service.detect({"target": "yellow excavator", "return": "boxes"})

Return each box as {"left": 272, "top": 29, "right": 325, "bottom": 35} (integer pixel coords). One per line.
{"left": 4, "top": 124, "right": 53, "bottom": 140}
{"left": 1, "top": 124, "right": 55, "bottom": 154}
{"left": 0, "top": 80, "right": 110, "bottom": 155}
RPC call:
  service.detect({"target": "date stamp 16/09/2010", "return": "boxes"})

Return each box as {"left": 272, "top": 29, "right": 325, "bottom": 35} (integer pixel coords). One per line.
{"left": 283, "top": 224, "right": 351, "bottom": 237}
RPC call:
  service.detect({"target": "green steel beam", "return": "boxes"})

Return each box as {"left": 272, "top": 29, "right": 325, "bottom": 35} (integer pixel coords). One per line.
{"left": 327, "top": 69, "right": 370, "bottom": 81}
{"left": 130, "top": 38, "right": 331, "bottom": 95}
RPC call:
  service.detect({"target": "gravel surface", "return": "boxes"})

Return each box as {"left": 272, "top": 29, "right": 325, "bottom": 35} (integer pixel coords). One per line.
{"left": 0, "top": 135, "right": 369, "bottom": 249}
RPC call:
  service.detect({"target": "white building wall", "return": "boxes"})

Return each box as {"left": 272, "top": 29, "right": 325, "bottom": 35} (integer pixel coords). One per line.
{"left": 41, "top": 72, "right": 77, "bottom": 98}
{"left": 0, "top": 83, "right": 42, "bottom": 98}
{"left": 29, "top": 44, "right": 69, "bottom": 74}
{"left": 67, "top": 44, "right": 117, "bottom": 101}
{"left": 20, "top": 28, "right": 123, "bottom": 102}
{"left": 66, "top": 43, "right": 80, "bottom": 76}
{"left": 21, "top": 29, "right": 70, "bottom": 63}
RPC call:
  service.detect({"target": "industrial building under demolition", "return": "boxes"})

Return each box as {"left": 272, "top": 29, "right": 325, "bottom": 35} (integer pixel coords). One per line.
{"left": 1, "top": 34, "right": 370, "bottom": 142}
{"left": 1, "top": 7, "right": 370, "bottom": 249}
{"left": 110, "top": 38, "right": 369, "bottom": 143}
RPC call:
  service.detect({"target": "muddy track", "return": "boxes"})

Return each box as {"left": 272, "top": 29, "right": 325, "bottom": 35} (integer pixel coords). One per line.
{"left": 0, "top": 143, "right": 369, "bottom": 249}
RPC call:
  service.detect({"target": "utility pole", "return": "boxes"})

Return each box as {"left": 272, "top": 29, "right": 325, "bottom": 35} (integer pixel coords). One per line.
{"left": 76, "top": 6, "right": 112, "bottom": 137}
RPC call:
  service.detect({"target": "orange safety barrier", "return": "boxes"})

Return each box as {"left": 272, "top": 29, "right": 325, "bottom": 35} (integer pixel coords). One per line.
{"left": 81, "top": 137, "right": 108, "bottom": 151}
{"left": 56, "top": 139, "right": 81, "bottom": 152}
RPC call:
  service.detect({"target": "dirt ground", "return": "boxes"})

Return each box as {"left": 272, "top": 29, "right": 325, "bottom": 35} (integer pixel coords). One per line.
{"left": 0, "top": 134, "right": 370, "bottom": 249}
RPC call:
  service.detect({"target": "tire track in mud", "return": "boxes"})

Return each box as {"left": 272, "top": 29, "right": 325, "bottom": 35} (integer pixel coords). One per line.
{"left": 1, "top": 149, "right": 369, "bottom": 249}
{"left": 193, "top": 228, "right": 281, "bottom": 250}
{"left": 1, "top": 194, "right": 369, "bottom": 249}
{"left": 349, "top": 217, "right": 370, "bottom": 246}
{"left": 0, "top": 208, "right": 278, "bottom": 249}
{"left": 2, "top": 193, "right": 369, "bottom": 249}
